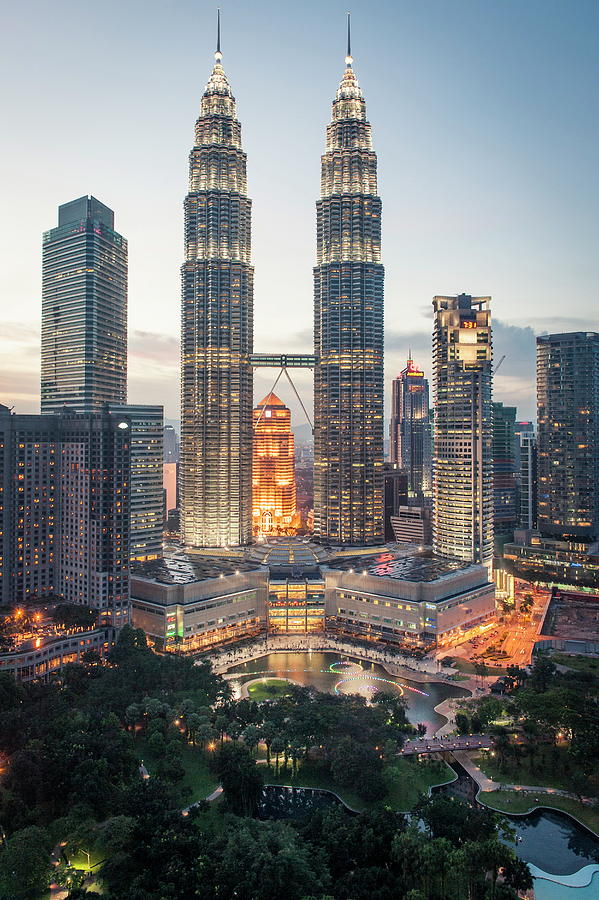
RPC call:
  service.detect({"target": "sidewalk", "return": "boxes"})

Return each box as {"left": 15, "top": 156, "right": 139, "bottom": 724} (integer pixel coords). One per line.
{"left": 451, "top": 749, "right": 584, "bottom": 801}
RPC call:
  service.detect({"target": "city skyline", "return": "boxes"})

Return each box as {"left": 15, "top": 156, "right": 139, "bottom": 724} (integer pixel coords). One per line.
{"left": 1, "top": 1, "right": 598, "bottom": 426}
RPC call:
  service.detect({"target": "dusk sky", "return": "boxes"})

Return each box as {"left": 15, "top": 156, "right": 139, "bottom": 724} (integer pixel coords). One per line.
{"left": 1, "top": 0, "right": 597, "bottom": 427}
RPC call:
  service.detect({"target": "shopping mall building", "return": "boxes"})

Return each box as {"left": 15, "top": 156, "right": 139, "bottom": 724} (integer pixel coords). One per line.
{"left": 130, "top": 540, "right": 495, "bottom": 654}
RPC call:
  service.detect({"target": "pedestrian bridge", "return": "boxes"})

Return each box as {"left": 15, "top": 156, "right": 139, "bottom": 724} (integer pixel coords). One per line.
{"left": 399, "top": 734, "right": 493, "bottom": 756}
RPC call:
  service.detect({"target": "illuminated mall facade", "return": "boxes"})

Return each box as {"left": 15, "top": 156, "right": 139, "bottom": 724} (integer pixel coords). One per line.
{"left": 131, "top": 540, "right": 494, "bottom": 654}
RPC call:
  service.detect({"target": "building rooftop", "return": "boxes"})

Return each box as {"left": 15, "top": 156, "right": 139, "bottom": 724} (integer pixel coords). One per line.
{"left": 246, "top": 539, "right": 330, "bottom": 568}
{"left": 132, "top": 552, "right": 261, "bottom": 585}
{"left": 328, "top": 550, "right": 477, "bottom": 582}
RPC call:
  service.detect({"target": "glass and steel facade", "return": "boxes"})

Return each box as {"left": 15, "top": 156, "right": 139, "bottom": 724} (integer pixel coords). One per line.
{"left": 41, "top": 196, "right": 127, "bottom": 414}
{"left": 108, "top": 404, "right": 164, "bottom": 563}
{"left": 432, "top": 294, "right": 493, "bottom": 566}
{"left": 313, "top": 49, "right": 384, "bottom": 545}
{"left": 180, "top": 44, "right": 253, "bottom": 548}
{"left": 537, "top": 332, "right": 599, "bottom": 540}
{"left": 492, "top": 402, "right": 518, "bottom": 534}
{"left": 389, "top": 356, "right": 432, "bottom": 498}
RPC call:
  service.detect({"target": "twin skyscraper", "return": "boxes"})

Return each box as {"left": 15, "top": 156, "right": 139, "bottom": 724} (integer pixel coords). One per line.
{"left": 180, "top": 16, "right": 384, "bottom": 549}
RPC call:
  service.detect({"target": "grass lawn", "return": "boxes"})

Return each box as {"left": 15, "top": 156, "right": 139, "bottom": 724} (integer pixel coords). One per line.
{"left": 475, "top": 748, "right": 589, "bottom": 794}
{"left": 69, "top": 847, "right": 105, "bottom": 871}
{"left": 265, "top": 760, "right": 367, "bottom": 811}
{"left": 453, "top": 658, "right": 508, "bottom": 676}
{"left": 479, "top": 789, "right": 599, "bottom": 837}
{"left": 263, "top": 757, "right": 455, "bottom": 813}
{"left": 247, "top": 678, "right": 293, "bottom": 701}
{"left": 550, "top": 653, "right": 599, "bottom": 675}
{"left": 137, "top": 739, "right": 219, "bottom": 804}
{"left": 384, "top": 758, "right": 456, "bottom": 811}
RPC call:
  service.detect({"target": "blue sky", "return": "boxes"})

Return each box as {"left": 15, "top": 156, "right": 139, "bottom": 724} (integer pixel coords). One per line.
{"left": 1, "top": 0, "right": 597, "bottom": 425}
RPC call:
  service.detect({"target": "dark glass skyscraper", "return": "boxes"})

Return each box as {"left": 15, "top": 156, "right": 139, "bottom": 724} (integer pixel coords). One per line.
{"left": 389, "top": 356, "right": 432, "bottom": 498}
{"left": 537, "top": 332, "right": 599, "bottom": 540}
{"left": 313, "top": 29, "right": 384, "bottom": 545}
{"left": 180, "top": 28, "right": 253, "bottom": 548}
{"left": 492, "top": 401, "right": 518, "bottom": 534}
{"left": 41, "top": 196, "right": 127, "bottom": 414}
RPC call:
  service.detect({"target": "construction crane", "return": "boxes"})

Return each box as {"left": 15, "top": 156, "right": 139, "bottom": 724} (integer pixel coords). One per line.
{"left": 494, "top": 354, "right": 506, "bottom": 374}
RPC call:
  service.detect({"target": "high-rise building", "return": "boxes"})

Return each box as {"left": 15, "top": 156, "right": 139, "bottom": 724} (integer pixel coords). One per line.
{"left": 163, "top": 425, "right": 179, "bottom": 463}
{"left": 389, "top": 356, "right": 432, "bottom": 497}
{"left": 0, "top": 405, "right": 130, "bottom": 624}
{"left": 41, "top": 196, "right": 127, "bottom": 414}
{"left": 180, "top": 23, "right": 253, "bottom": 548}
{"left": 382, "top": 463, "right": 408, "bottom": 541}
{"left": 537, "top": 332, "right": 599, "bottom": 540}
{"left": 432, "top": 294, "right": 493, "bottom": 566}
{"left": 107, "top": 405, "right": 163, "bottom": 562}
{"left": 313, "top": 24, "right": 384, "bottom": 545}
{"left": 492, "top": 402, "right": 518, "bottom": 534}
{"left": 252, "top": 393, "right": 297, "bottom": 536}
{"left": 517, "top": 430, "right": 537, "bottom": 530}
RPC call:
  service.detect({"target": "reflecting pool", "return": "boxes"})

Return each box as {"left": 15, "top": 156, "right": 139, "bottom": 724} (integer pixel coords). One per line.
{"left": 227, "top": 651, "right": 468, "bottom": 732}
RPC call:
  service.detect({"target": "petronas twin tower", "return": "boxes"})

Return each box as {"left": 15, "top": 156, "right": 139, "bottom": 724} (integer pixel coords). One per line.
{"left": 180, "top": 18, "right": 384, "bottom": 549}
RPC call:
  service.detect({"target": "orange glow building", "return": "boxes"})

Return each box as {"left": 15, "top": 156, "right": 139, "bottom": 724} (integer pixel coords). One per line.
{"left": 252, "top": 393, "right": 298, "bottom": 535}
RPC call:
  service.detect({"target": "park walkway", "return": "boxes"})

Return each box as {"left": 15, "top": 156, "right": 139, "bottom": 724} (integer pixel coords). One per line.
{"left": 451, "top": 749, "right": 585, "bottom": 801}
{"left": 400, "top": 735, "right": 493, "bottom": 756}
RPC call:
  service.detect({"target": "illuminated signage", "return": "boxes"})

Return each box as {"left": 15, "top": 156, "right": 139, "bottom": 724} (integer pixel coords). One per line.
{"left": 462, "top": 320, "right": 477, "bottom": 329}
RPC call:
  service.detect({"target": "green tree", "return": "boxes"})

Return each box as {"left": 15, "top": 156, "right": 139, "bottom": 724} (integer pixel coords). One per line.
{"left": 210, "top": 743, "right": 264, "bottom": 816}
{"left": 0, "top": 825, "right": 52, "bottom": 900}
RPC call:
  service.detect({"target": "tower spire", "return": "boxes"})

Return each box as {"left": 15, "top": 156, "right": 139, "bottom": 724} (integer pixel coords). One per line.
{"left": 215, "top": 8, "right": 222, "bottom": 61}
{"left": 346, "top": 12, "right": 353, "bottom": 66}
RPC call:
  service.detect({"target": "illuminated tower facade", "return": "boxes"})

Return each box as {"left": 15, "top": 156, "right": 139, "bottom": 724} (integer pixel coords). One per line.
{"left": 313, "top": 22, "right": 384, "bottom": 545}
{"left": 432, "top": 294, "right": 493, "bottom": 566}
{"left": 180, "top": 21, "right": 253, "bottom": 548}
{"left": 390, "top": 356, "right": 432, "bottom": 497}
{"left": 252, "top": 393, "right": 297, "bottom": 536}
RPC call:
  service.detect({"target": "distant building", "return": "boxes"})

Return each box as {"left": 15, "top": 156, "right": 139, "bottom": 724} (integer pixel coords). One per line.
{"left": 390, "top": 505, "right": 432, "bottom": 546}
{"left": 537, "top": 332, "right": 599, "bottom": 541}
{"left": 163, "top": 425, "right": 179, "bottom": 463}
{"left": 41, "top": 196, "right": 127, "bottom": 414}
{"left": 389, "top": 356, "right": 432, "bottom": 497}
{"left": 432, "top": 294, "right": 493, "bottom": 566}
{"left": 492, "top": 402, "right": 518, "bottom": 534}
{"left": 252, "top": 393, "right": 298, "bottom": 536}
{"left": 0, "top": 405, "right": 130, "bottom": 625}
{"left": 163, "top": 462, "right": 178, "bottom": 517}
{"left": 383, "top": 463, "right": 408, "bottom": 541}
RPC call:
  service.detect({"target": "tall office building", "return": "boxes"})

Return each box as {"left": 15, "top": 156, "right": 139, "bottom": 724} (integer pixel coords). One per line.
{"left": 492, "top": 402, "right": 518, "bottom": 534}
{"left": 0, "top": 405, "right": 130, "bottom": 624}
{"left": 389, "top": 356, "right": 432, "bottom": 497}
{"left": 537, "top": 332, "right": 599, "bottom": 539}
{"left": 252, "top": 393, "right": 297, "bottom": 536}
{"left": 313, "top": 24, "right": 384, "bottom": 545}
{"left": 164, "top": 425, "right": 179, "bottom": 463}
{"left": 180, "top": 23, "right": 253, "bottom": 548}
{"left": 108, "top": 405, "right": 163, "bottom": 562}
{"left": 41, "top": 196, "right": 127, "bottom": 414}
{"left": 518, "top": 430, "right": 537, "bottom": 530}
{"left": 432, "top": 294, "right": 493, "bottom": 566}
